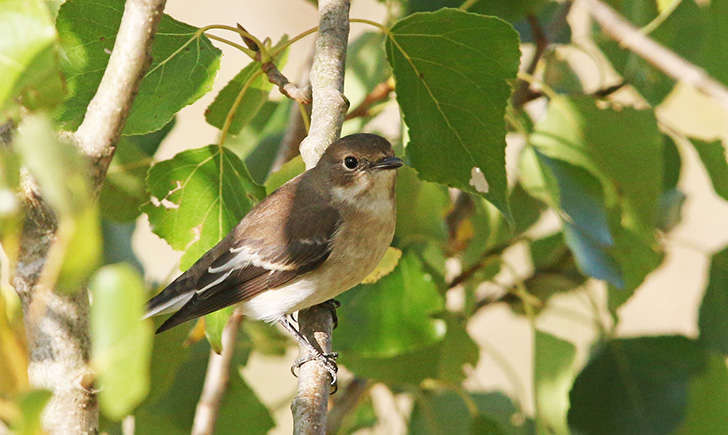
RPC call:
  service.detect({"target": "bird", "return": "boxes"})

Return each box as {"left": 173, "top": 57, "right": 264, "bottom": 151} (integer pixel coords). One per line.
{"left": 144, "top": 133, "right": 403, "bottom": 383}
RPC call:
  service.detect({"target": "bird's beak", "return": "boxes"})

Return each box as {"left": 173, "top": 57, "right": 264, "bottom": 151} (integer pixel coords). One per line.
{"left": 371, "top": 156, "right": 404, "bottom": 170}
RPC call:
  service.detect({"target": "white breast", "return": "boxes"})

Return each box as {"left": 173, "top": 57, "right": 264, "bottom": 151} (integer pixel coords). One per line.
{"left": 241, "top": 175, "right": 396, "bottom": 323}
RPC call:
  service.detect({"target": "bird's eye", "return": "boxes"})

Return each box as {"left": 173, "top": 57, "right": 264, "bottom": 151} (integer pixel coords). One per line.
{"left": 344, "top": 156, "right": 358, "bottom": 170}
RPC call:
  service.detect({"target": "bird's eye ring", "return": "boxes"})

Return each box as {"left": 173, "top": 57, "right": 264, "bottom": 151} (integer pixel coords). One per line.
{"left": 344, "top": 156, "right": 358, "bottom": 170}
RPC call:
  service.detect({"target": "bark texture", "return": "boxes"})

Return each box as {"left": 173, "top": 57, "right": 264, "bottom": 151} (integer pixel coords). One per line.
{"left": 14, "top": 0, "right": 167, "bottom": 432}
{"left": 292, "top": 0, "right": 351, "bottom": 433}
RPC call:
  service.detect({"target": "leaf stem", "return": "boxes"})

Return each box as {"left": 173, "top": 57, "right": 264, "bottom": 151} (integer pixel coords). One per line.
{"left": 349, "top": 17, "right": 390, "bottom": 35}
{"left": 198, "top": 24, "right": 260, "bottom": 59}
{"left": 459, "top": 0, "right": 480, "bottom": 10}
{"left": 640, "top": 0, "right": 682, "bottom": 35}
{"left": 204, "top": 34, "right": 256, "bottom": 58}
{"left": 297, "top": 102, "right": 310, "bottom": 132}
{"left": 218, "top": 69, "right": 264, "bottom": 145}
{"left": 270, "top": 26, "right": 320, "bottom": 59}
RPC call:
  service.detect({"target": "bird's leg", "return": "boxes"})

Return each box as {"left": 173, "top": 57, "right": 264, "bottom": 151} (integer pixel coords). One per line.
{"left": 278, "top": 316, "right": 338, "bottom": 388}
{"left": 321, "top": 299, "right": 341, "bottom": 329}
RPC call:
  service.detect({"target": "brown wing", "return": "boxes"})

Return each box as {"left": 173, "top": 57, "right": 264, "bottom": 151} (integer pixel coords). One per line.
{"left": 154, "top": 174, "right": 340, "bottom": 333}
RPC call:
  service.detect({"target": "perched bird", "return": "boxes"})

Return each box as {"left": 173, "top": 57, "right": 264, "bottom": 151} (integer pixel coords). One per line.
{"left": 144, "top": 133, "right": 402, "bottom": 382}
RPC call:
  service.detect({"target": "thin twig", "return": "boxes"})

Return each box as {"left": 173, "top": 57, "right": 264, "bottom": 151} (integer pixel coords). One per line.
{"left": 191, "top": 309, "right": 244, "bottom": 435}
{"left": 270, "top": 52, "right": 313, "bottom": 173}
{"left": 237, "top": 24, "right": 312, "bottom": 104}
{"left": 291, "top": 0, "right": 351, "bottom": 433}
{"left": 344, "top": 80, "right": 394, "bottom": 120}
{"left": 326, "top": 378, "right": 370, "bottom": 434}
{"left": 583, "top": 0, "right": 728, "bottom": 111}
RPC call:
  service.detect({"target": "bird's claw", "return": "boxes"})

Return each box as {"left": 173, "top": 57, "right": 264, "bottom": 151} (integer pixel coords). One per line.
{"left": 290, "top": 351, "right": 339, "bottom": 393}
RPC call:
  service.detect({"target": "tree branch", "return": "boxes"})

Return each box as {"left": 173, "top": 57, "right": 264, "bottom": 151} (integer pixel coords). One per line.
{"left": 291, "top": 0, "right": 351, "bottom": 433}
{"left": 583, "top": 0, "right": 728, "bottom": 112}
{"left": 14, "top": 0, "right": 167, "bottom": 432}
{"left": 191, "top": 309, "right": 244, "bottom": 435}
{"left": 298, "top": 0, "right": 351, "bottom": 169}
{"left": 271, "top": 55, "right": 313, "bottom": 173}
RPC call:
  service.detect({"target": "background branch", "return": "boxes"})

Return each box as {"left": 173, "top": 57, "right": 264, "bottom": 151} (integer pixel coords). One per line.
{"left": 291, "top": 0, "right": 351, "bottom": 433}
{"left": 583, "top": 0, "right": 728, "bottom": 111}
{"left": 325, "top": 378, "right": 370, "bottom": 434}
{"left": 191, "top": 309, "right": 244, "bottom": 435}
{"left": 14, "top": 0, "right": 166, "bottom": 432}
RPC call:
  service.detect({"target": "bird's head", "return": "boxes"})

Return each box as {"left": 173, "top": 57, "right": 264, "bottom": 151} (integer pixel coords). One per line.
{"left": 314, "top": 133, "right": 403, "bottom": 208}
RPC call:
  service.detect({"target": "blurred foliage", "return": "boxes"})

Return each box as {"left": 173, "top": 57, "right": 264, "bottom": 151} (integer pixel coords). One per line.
{"left": 2, "top": 0, "right": 728, "bottom": 433}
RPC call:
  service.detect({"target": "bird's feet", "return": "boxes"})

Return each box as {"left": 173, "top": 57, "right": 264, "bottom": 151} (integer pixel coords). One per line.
{"left": 291, "top": 351, "right": 339, "bottom": 393}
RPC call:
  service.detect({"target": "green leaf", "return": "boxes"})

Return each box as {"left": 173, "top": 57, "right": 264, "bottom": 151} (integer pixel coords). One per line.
{"left": 408, "top": 0, "right": 548, "bottom": 23}
{"left": 335, "top": 251, "right": 445, "bottom": 358}
{"left": 241, "top": 320, "right": 290, "bottom": 356}
{"left": 394, "top": 166, "right": 450, "bottom": 246}
{"left": 215, "top": 367, "right": 275, "bottom": 434}
{"left": 204, "top": 306, "right": 233, "bottom": 354}
{"left": 562, "top": 222, "right": 622, "bottom": 288}
{"left": 341, "top": 344, "right": 441, "bottom": 385}
{"left": 90, "top": 264, "right": 154, "bottom": 420}
{"left": 205, "top": 37, "right": 288, "bottom": 135}
{"left": 534, "top": 330, "right": 575, "bottom": 435}
{"left": 14, "top": 115, "right": 90, "bottom": 216}
{"left": 436, "top": 314, "right": 479, "bottom": 383}
{"left": 59, "top": 205, "right": 103, "bottom": 291}
{"left": 340, "top": 314, "right": 477, "bottom": 386}
{"left": 662, "top": 135, "right": 681, "bottom": 190}
{"left": 0, "top": 0, "right": 63, "bottom": 111}
{"left": 568, "top": 336, "right": 707, "bottom": 435}
{"left": 606, "top": 226, "right": 664, "bottom": 317}
{"left": 689, "top": 138, "right": 728, "bottom": 201}
{"left": 529, "top": 232, "right": 568, "bottom": 270}
{"left": 701, "top": 0, "right": 728, "bottom": 86}
{"left": 9, "top": 390, "right": 52, "bottom": 435}
{"left": 204, "top": 63, "right": 272, "bottom": 135}
{"left": 513, "top": 1, "right": 571, "bottom": 44}
{"left": 519, "top": 146, "right": 622, "bottom": 287}
{"left": 337, "top": 393, "right": 378, "bottom": 434}
{"left": 264, "top": 155, "right": 304, "bottom": 194}
{"left": 386, "top": 9, "right": 521, "bottom": 219}
{"left": 409, "top": 390, "right": 531, "bottom": 435}
{"left": 102, "top": 221, "right": 143, "bottom": 271}
{"left": 56, "top": 0, "right": 221, "bottom": 134}
{"left": 144, "top": 318, "right": 195, "bottom": 404}
{"left": 542, "top": 51, "right": 583, "bottom": 94}
{"left": 100, "top": 119, "right": 175, "bottom": 222}
{"left": 143, "top": 145, "right": 264, "bottom": 270}
{"left": 698, "top": 246, "right": 728, "bottom": 354}
{"left": 135, "top": 340, "right": 269, "bottom": 434}
{"left": 530, "top": 96, "right": 663, "bottom": 232}
{"left": 674, "top": 352, "right": 728, "bottom": 434}
{"left": 241, "top": 101, "right": 290, "bottom": 184}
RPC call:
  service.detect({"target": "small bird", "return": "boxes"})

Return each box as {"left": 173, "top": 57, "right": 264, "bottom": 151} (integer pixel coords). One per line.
{"left": 144, "top": 133, "right": 402, "bottom": 382}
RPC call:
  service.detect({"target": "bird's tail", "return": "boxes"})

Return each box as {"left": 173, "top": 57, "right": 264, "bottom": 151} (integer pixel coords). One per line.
{"left": 143, "top": 276, "right": 195, "bottom": 320}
